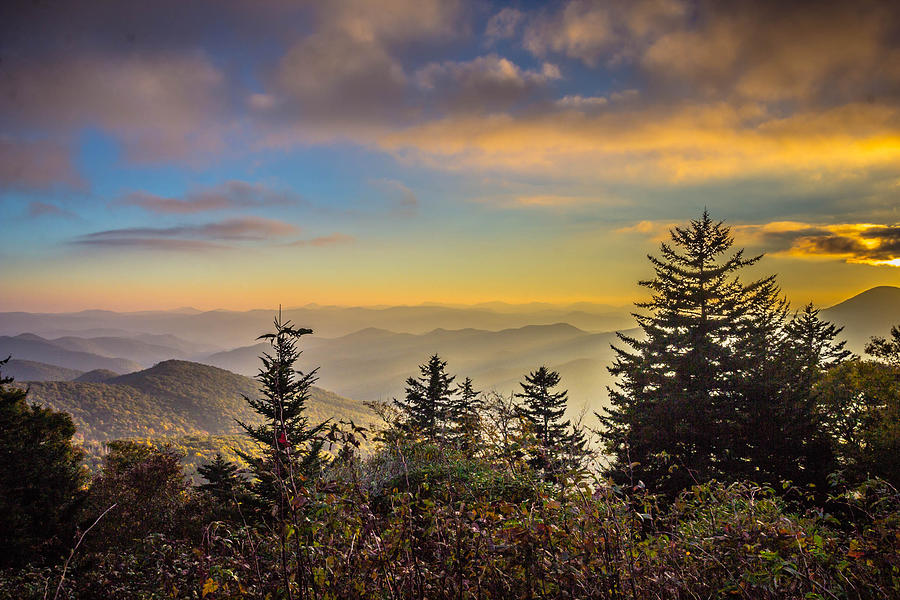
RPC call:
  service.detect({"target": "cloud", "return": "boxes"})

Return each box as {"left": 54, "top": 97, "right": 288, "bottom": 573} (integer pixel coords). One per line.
{"left": 474, "top": 192, "right": 628, "bottom": 210}
{"left": 288, "top": 233, "right": 356, "bottom": 247}
{"left": 485, "top": 8, "right": 525, "bottom": 42}
{"left": 555, "top": 95, "right": 608, "bottom": 109}
{"left": 118, "top": 181, "right": 303, "bottom": 214}
{"left": 74, "top": 217, "right": 299, "bottom": 251}
{"left": 614, "top": 220, "right": 678, "bottom": 241}
{"left": 0, "top": 138, "right": 83, "bottom": 191}
{"left": 250, "top": 0, "right": 464, "bottom": 143}
{"left": 620, "top": 219, "right": 900, "bottom": 267}
{"left": 2, "top": 0, "right": 899, "bottom": 209}
{"left": 314, "top": 0, "right": 462, "bottom": 46}
{"left": 26, "top": 201, "right": 76, "bottom": 219}
{"left": 640, "top": 1, "right": 900, "bottom": 104}
{"left": 370, "top": 178, "right": 418, "bottom": 214}
{"left": 265, "top": 33, "right": 408, "bottom": 125}
{"left": 71, "top": 238, "right": 228, "bottom": 252}
{"left": 415, "top": 55, "right": 560, "bottom": 113}
{"left": 767, "top": 223, "right": 900, "bottom": 267}
{"left": 378, "top": 101, "right": 900, "bottom": 185}
{"left": 523, "top": 0, "right": 686, "bottom": 66}
{"left": 523, "top": 1, "right": 616, "bottom": 66}
{"left": 0, "top": 53, "right": 231, "bottom": 162}
{"left": 554, "top": 90, "right": 638, "bottom": 110}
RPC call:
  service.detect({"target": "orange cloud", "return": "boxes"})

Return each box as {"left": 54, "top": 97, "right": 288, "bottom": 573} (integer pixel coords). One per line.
{"left": 776, "top": 224, "right": 900, "bottom": 267}
{"left": 380, "top": 101, "right": 900, "bottom": 183}
{"left": 624, "top": 220, "right": 900, "bottom": 267}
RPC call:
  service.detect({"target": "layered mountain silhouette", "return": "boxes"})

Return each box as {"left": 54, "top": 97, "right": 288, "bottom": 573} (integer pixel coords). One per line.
{"left": 0, "top": 303, "right": 634, "bottom": 348}
{"left": 206, "top": 323, "right": 628, "bottom": 420}
{"left": 3, "top": 287, "right": 898, "bottom": 432}
{"left": 0, "top": 334, "right": 142, "bottom": 373}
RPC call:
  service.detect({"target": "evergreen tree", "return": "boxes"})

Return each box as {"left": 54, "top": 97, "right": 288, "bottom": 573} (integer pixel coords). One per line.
{"left": 865, "top": 324, "right": 900, "bottom": 366}
{"left": 735, "top": 303, "right": 847, "bottom": 490}
{"left": 446, "top": 376, "right": 483, "bottom": 450}
{"left": 515, "top": 366, "right": 586, "bottom": 475}
{"left": 599, "top": 211, "right": 789, "bottom": 495}
{"left": 0, "top": 357, "right": 86, "bottom": 566}
{"left": 236, "top": 316, "right": 327, "bottom": 508}
{"left": 394, "top": 354, "right": 455, "bottom": 441}
{"left": 198, "top": 452, "right": 242, "bottom": 503}
{"left": 784, "top": 303, "right": 852, "bottom": 378}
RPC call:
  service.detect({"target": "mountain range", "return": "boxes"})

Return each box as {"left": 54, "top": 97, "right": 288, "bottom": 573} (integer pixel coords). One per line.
{"left": 0, "top": 303, "right": 634, "bottom": 348}
{"left": 206, "top": 323, "right": 625, "bottom": 420}
{"left": 2, "top": 286, "right": 898, "bottom": 432}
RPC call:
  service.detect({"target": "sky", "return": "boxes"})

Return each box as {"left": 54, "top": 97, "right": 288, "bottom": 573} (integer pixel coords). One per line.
{"left": 1, "top": 0, "right": 899, "bottom": 312}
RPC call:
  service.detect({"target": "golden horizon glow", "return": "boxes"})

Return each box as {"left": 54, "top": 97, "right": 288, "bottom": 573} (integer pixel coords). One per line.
{"left": 2, "top": 1, "right": 900, "bottom": 313}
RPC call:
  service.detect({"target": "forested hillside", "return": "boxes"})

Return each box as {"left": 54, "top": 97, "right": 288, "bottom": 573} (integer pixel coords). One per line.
{"left": 25, "top": 360, "right": 372, "bottom": 442}
{"left": 79, "top": 434, "right": 263, "bottom": 477}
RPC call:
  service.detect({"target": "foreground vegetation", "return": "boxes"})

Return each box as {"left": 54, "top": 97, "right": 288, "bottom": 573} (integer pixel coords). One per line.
{"left": 2, "top": 212, "right": 899, "bottom": 598}
{"left": 2, "top": 437, "right": 898, "bottom": 599}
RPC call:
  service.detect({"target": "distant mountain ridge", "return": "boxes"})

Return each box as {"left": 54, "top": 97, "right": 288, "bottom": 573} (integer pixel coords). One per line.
{"left": 0, "top": 303, "right": 636, "bottom": 347}
{"left": 74, "top": 369, "right": 119, "bottom": 383}
{"left": 821, "top": 286, "right": 900, "bottom": 354}
{"left": 205, "top": 322, "right": 630, "bottom": 421}
{"left": 3, "top": 286, "right": 898, "bottom": 427}
{"left": 1, "top": 359, "right": 83, "bottom": 382}
{"left": 0, "top": 334, "right": 142, "bottom": 373}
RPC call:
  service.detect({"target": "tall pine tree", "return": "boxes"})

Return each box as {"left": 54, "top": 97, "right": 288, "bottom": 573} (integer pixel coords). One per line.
{"left": 748, "top": 303, "right": 850, "bottom": 489}
{"left": 394, "top": 354, "right": 455, "bottom": 442}
{"left": 236, "top": 316, "right": 327, "bottom": 508}
{"left": 600, "top": 211, "right": 785, "bottom": 495}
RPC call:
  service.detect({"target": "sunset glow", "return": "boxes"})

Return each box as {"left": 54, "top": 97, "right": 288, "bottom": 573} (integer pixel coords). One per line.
{"left": 2, "top": 0, "right": 898, "bottom": 311}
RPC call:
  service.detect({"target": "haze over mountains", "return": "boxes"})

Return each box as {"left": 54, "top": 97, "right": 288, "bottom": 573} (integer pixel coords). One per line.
{"left": 2, "top": 287, "right": 899, "bottom": 430}
{"left": 207, "top": 323, "right": 624, "bottom": 419}
{"left": 0, "top": 303, "right": 634, "bottom": 348}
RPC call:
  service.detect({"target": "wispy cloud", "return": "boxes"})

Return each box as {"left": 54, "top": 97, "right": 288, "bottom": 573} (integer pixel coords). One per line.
{"left": 485, "top": 8, "right": 524, "bottom": 42}
{"left": 288, "top": 233, "right": 356, "bottom": 247}
{"left": 370, "top": 178, "right": 418, "bottom": 214}
{"left": 475, "top": 192, "right": 628, "bottom": 210}
{"left": 72, "top": 216, "right": 299, "bottom": 251}
{"left": 26, "top": 201, "right": 77, "bottom": 219}
{"left": 71, "top": 238, "right": 228, "bottom": 252}
{"left": 117, "top": 181, "right": 304, "bottom": 214}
